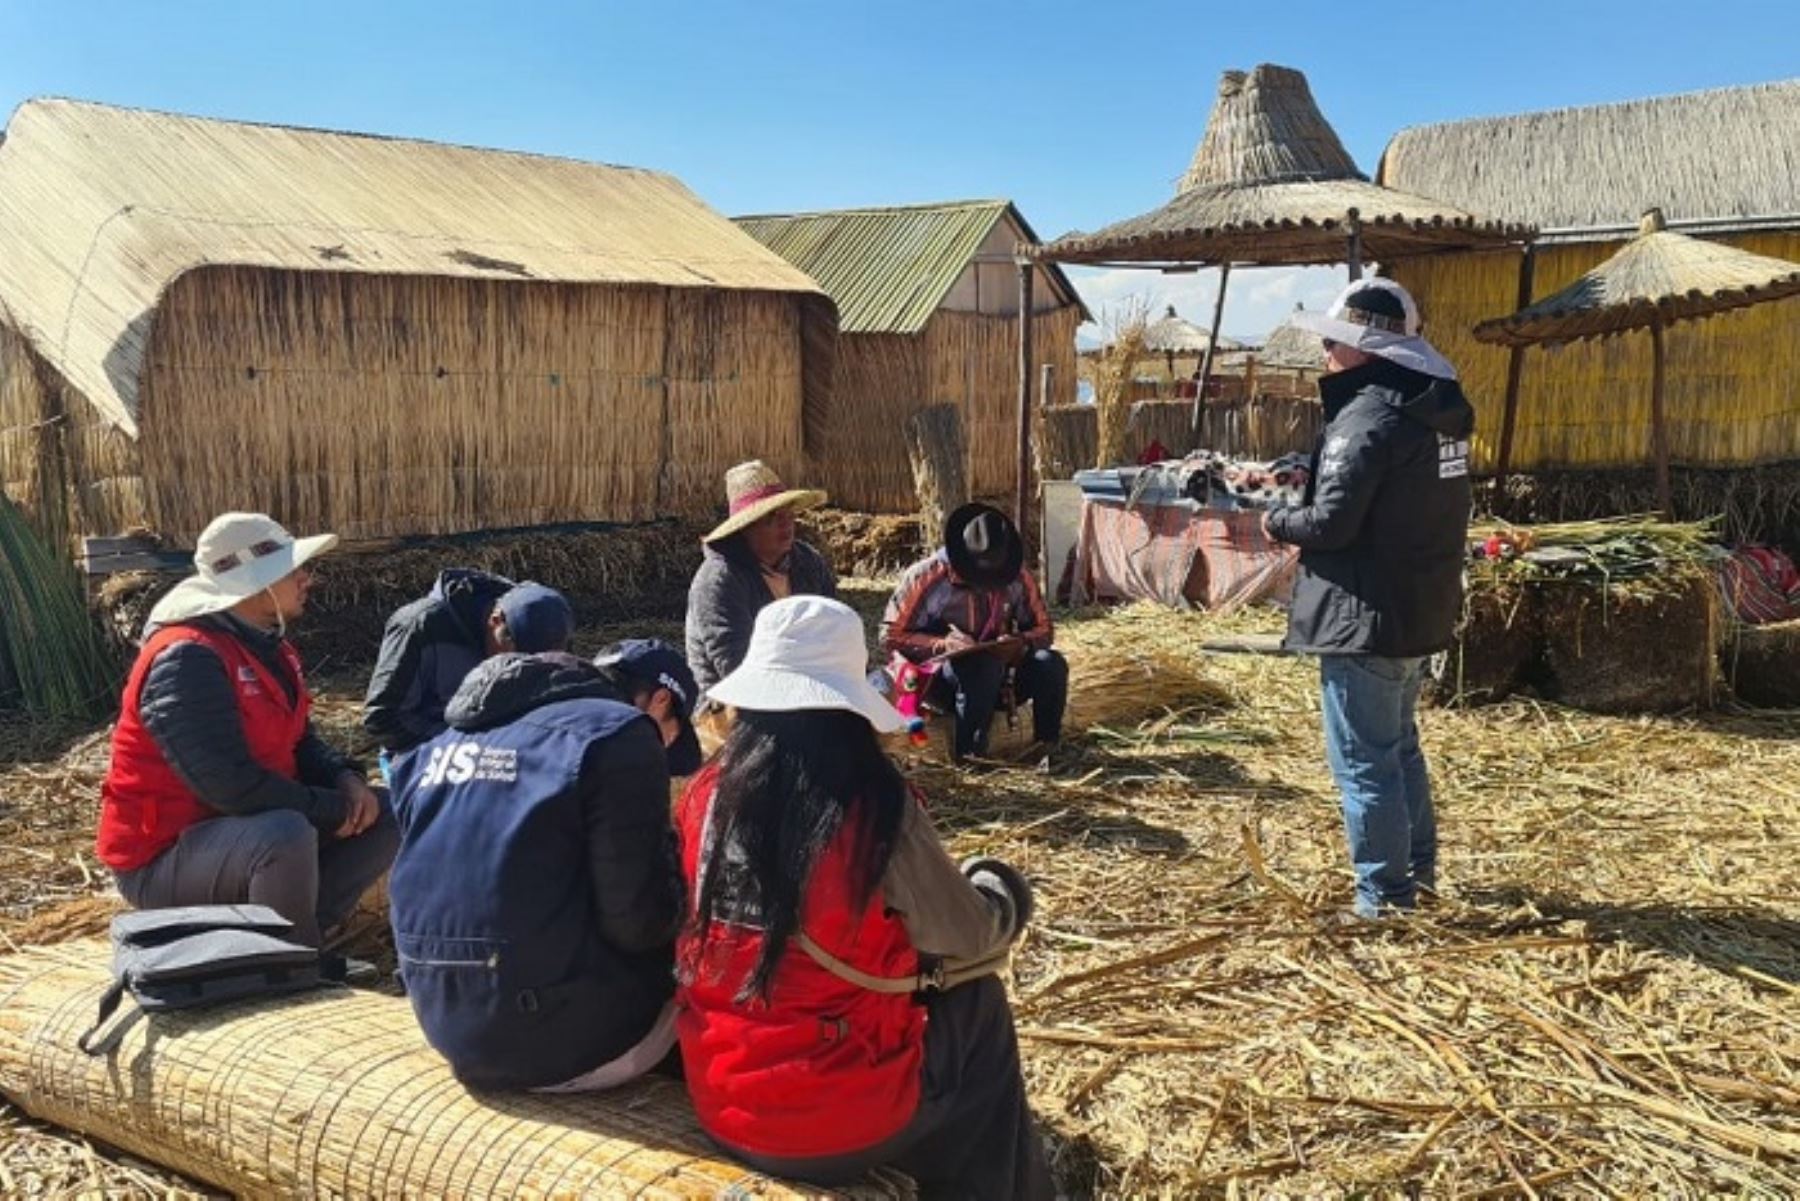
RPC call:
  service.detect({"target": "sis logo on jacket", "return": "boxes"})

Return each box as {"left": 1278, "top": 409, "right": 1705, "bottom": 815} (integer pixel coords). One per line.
{"left": 1438, "top": 435, "right": 1470, "bottom": 479}
{"left": 414, "top": 741, "right": 520, "bottom": 787}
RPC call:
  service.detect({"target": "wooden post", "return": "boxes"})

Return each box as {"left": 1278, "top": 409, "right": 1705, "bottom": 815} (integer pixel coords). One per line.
{"left": 1493, "top": 245, "right": 1536, "bottom": 511}
{"left": 1649, "top": 318, "right": 1673, "bottom": 519}
{"left": 1345, "top": 210, "right": 1364, "bottom": 281}
{"left": 904, "top": 403, "right": 969, "bottom": 540}
{"left": 1244, "top": 353, "right": 1259, "bottom": 402}
{"left": 1015, "top": 259, "right": 1034, "bottom": 531}
{"left": 1190, "top": 262, "right": 1231, "bottom": 433}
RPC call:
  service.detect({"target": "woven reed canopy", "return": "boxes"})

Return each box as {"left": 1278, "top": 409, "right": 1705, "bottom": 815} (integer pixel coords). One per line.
{"left": 1474, "top": 209, "right": 1800, "bottom": 516}
{"left": 1473, "top": 209, "right": 1800, "bottom": 347}
{"left": 1034, "top": 65, "right": 1532, "bottom": 268}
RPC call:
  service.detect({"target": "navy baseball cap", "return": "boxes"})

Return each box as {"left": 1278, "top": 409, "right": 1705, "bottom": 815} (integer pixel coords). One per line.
{"left": 495, "top": 583, "right": 574, "bottom": 654}
{"left": 593, "top": 638, "right": 702, "bottom": 776}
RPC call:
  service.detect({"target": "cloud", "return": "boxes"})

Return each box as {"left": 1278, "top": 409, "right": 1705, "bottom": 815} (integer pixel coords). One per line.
{"left": 1066, "top": 264, "right": 1344, "bottom": 346}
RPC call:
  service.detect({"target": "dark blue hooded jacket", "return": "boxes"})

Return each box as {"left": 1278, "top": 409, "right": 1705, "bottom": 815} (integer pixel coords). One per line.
{"left": 387, "top": 652, "right": 682, "bottom": 1089}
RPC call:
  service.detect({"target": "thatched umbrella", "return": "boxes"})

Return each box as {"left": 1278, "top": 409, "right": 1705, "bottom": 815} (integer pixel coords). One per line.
{"left": 1473, "top": 208, "right": 1800, "bottom": 516}
{"left": 1026, "top": 64, "right": 1531, "bottom": 436}
{"left": 1259, "top": 302, "right": 1329, "bottom": 372}
{"left": 1143, "top": 303, "right": 1242, "bottom": 379}
{"left": 1035, "top": 65, "right": 1531, "bottom": 271}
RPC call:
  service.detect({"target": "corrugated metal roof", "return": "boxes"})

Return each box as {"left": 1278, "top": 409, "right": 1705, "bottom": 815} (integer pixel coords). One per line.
{"left": 737, "top": 200, "right": 1081, "bottom": 333}
{"left": 0, "top": 98, "right": 830, "bottom": 436}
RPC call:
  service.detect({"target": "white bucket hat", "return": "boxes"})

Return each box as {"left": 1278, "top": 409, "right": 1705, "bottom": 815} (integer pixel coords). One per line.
{"left": 1290, "top": 278, "right": 1458, "bottom": 381}
{"left": 149, "top": 512, "right": 339, "bottom": 625}
{"left": 706, "top": 595, "right": 905, "bottom": 734}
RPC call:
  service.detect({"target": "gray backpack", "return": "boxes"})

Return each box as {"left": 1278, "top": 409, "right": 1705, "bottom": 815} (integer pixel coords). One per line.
{"left": 78, "top": 904, "right": 322, "bottom": 1054}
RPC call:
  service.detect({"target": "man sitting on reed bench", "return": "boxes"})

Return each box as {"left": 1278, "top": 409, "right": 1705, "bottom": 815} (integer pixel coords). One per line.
{"left": 881, "top": 503, "right": 1068, "bottom": 765}
{"left": 363, "top": 571, "right": 575, "bottom": 762}
{"left": 386, "top": 646, "right": 692, "bottom": 1091}
{"left": 96, "top": 512, "right": 399, "bottom": 954}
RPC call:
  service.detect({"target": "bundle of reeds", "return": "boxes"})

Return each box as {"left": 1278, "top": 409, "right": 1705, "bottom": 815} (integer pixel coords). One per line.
{"left": 1451, "top": 517, "right": 1722, "bottom": 711}
{"left": 0, "top": 943, "right": 910, "bottom": 1200}
{"left": 1092, "top": 307, "right": 1149, "bottom": 469}
{"left": 0, "top": 496, "right": 116, "bottom": 717}
{"left": 1481, "top": 461, "right": 1800, "bottom": 550}
{"left": 799, "top": 508, "right": 924, "bottom": 579}
{"left": 1469, "top": 515, "right": 1720, "bottom": 585}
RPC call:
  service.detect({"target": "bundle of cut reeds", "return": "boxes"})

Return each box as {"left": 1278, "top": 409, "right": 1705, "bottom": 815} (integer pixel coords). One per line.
{"left": 1469, "top": 514, "right": 1719, "bottom": 585}
{"left": 1092, "top": 307, "right": 1149, "bottom": 469}
{"left": 0, "top": 496, "right": 116, "bottom": 717}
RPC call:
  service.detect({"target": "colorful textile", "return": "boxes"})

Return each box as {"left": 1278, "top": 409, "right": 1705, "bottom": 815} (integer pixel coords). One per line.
{"left": 1072, "top": 499, "right": 1297, "bottom": 610}
{"left": 1719, "top": 546, "right": 1800, "bottom": 625}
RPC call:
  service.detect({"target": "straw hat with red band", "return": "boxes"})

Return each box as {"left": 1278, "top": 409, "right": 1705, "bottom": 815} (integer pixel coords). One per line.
{"left": 702, "top": 460, "right": 827, "bottom": 544}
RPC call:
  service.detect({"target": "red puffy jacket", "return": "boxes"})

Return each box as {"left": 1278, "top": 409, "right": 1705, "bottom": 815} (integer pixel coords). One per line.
{"left": 97, "top": 624, "right": 311, "bottom": 872}
{"left": 675, "top": 764, "right": 926, "bottom": 1159}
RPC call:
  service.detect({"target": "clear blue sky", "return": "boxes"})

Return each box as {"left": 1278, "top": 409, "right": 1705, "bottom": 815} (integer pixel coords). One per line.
{"left": 4, "top": 1, "right": 1795, "bottom": 337}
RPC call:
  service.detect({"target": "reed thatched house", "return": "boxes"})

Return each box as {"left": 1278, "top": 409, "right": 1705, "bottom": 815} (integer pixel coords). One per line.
{"left": 0, "top": 99, "right": 838, "bottom": 548}
{"left": 736, "top": 200, "right": 1085, "bottom": 513}
{"left": 1379, "top": 80, "right": 1800, "bottom": 488}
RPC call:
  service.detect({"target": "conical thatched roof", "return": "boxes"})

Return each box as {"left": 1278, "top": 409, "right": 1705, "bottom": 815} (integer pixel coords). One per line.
{"left": 1143, "top": 304, "right": 1242, "bottom": 354}
{"left": 1259, "top": 302, "right": 1329, "bottom": 370}
{"left": 1036, "top": 64, "right": 1532, "bottom": 267}
{"left": 1473, "top": 209, "right": 1800, "bottom": 346}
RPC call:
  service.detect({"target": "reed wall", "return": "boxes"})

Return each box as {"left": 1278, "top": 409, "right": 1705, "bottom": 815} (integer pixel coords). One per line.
{"left": 131, "top": 267, "right": 808, "bottom": 543}
{"left": 1389, "top": 231, "right": 1800, "bottom": 473}
{"left": 809, "top": 307, "right": 1080, "bottom": 514}
{"left": 0, "top": 325, "right": 144, "bottom": 548}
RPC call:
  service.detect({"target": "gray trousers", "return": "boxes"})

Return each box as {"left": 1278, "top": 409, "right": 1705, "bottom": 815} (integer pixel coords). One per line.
{"left": 114, "top": 802, "right": 399, "bottom": 948}
{"left": 727, "top": 975, "right": 1055, "bottom": 1200}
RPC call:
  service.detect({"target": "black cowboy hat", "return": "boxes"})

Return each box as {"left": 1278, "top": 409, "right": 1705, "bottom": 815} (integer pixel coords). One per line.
{"left": 944, "top": 503, "right": 1024, "bottom": 590}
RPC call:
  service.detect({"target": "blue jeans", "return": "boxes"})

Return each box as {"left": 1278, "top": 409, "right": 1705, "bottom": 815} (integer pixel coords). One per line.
{"left": 1319, "top": 655, "right": 1437, "bottom": 917}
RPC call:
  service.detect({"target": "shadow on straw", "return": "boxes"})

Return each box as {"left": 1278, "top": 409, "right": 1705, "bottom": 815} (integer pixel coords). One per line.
{"left": 1462, "top": 887, "right": 1800, "bottom": 989}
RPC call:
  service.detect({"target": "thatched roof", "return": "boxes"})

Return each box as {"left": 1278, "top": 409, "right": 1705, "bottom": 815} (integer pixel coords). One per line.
{"left": 1379, "top": 79, "right": 1800, "bottom": 233}
{"left": 1036, "top": 65, "right": 1531, "bottom": 267}
{"left": 735, "top": 199, "right": 1085, "bottom": 333}
{"left": 1473, "top": 209, "right": 1800, "bottom": 347}
{"left": 1258, "top": 303, "right": 1328, "bottom": 370}
{"left": 1143, "top": 305, "right": 1243, "bottom": 354}
{"left": 0, "top": 98, "right": 834, "bottom": 437}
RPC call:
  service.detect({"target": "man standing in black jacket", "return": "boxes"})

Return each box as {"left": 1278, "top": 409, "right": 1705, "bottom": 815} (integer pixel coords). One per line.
{"left": 1264, "top": 279, "right": 1474, "bottom": 919}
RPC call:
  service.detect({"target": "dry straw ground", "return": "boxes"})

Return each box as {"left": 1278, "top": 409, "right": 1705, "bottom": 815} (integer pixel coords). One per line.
{"left": 2, "top": 589, "right": 1796, "bottom": 1197}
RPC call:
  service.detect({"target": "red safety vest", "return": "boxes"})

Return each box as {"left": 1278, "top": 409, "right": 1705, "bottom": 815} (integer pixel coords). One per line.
{"left": 675, "top": 764, "right": 926, "bottom": 1160}
{"left": 97, "top": 624, "right": 311, "bottom": 872}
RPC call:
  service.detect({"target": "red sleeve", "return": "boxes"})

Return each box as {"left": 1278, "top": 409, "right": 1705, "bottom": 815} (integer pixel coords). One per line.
{"left": 880, "top": 559, "right": 947, "bottom": 660}
{"left": 1012, "top": 570, "right": 1054, "bottom": 650}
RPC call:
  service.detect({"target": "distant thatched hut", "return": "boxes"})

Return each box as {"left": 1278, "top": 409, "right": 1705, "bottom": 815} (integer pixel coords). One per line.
{"left": 0, "top": 99, "right": 837, "bottom": 549}
{"left": 1378, "top": 79, "right": 1800, "bottom": 530}
{"left": 736, "top": 200, "right": 1085, "bottom": 513}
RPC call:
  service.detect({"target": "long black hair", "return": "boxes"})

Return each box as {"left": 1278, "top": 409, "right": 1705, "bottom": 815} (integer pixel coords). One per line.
{"left": 693, "top": 708, "right": 908, "bottom": 1001}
